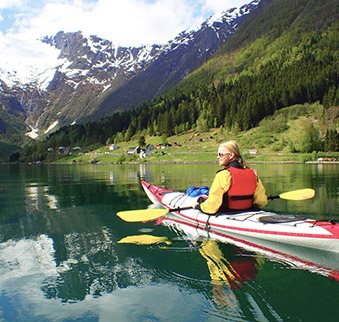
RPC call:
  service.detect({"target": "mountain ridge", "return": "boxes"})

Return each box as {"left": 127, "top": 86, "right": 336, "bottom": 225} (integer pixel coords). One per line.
{"left": 2, "top": 0, "right": 339, "bottom": 161}
{"left": 0, "top": 0, "right": 260, "bottom": 152}
{"left": 19, "top": 0, "right": 337, "bottom": 163}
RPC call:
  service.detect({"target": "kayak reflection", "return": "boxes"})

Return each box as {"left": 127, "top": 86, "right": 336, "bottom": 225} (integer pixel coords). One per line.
{"left": 199, "top": 239, "right": 263, "bottom": 288}
{"left": 199, "top": 239, "right": 264, "bottom": 309}
{"left": 117, "top": 232, "right": 265, "bottom": 310}
{"left": 161, "top": 213, "right": 339, "bottom": 282}
{"left": 117, "top": 234, "right": 263, "bottom": 289}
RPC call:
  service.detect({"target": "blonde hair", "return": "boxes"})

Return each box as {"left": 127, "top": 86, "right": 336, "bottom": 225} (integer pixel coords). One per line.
{"left": 219, "top": 140, "right": 248, "bottom": 168}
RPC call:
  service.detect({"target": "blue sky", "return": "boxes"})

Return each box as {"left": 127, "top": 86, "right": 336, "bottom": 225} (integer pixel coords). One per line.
{"left": 0, "top": 0, "right": 250, "bottom": 46}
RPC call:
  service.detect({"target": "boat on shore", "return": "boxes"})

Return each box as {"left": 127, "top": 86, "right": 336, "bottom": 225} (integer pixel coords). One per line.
{"left": 141, "top": 181, "right": 339, "bottom": 253}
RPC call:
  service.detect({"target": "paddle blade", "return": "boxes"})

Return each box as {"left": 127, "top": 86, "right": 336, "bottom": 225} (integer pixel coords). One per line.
{"left": 279, "top": 188, "right": 315, "bottom": 201}
{"left": 116, "top": 208, "right": 169, "bottom": 222}
{"left": 117, "top": 234, "right": 172, "bottom": 245}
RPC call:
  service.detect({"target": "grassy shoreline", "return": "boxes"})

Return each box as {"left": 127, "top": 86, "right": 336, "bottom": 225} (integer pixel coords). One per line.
{"left": 6, "top": 153, "right": 339, "bottom": 165}
{"left": 47, "top": 150, "right": 339, "bottom": 165}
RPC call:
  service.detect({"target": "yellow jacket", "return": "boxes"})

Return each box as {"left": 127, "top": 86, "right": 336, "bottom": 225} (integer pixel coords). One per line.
{"left": 200, "top": 168, "right": 268, "bottom": 214}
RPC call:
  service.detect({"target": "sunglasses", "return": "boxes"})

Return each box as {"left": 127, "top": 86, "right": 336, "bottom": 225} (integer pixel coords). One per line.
{"left": 217, "top": 152, "right": 231, "bottom": 158}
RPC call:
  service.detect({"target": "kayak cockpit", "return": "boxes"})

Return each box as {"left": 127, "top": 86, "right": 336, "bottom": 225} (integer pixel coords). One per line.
{"left": 258, "top": 214, "right": 307, "bottom": 224}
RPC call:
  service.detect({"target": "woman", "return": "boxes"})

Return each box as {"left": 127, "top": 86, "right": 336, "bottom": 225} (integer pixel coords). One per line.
{"left": 196, "top": 140, "right": 267, "bottom": 214}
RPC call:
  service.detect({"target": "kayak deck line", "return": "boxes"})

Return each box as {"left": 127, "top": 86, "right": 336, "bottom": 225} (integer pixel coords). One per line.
{"left": 166, "top": 215, "right": 335, "bottom": 264}
{"left": 214, "top": 216, "right": 339, "bottom": 238}
{"left": 190, "top": 213, "right": 338, "bottom": 239}
{"left": 141, "top": 181, "right": 339, "bottom": 252}
{"left": 207, "top": 222, "right": 338, "bottom": 239}
{"left": 169, "top": 207, "right": 337, "bottom": 239}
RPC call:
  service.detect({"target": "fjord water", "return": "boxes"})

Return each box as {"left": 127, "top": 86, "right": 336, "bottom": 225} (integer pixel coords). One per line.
{"left": 1, "top": 163, "right": 339, "bottom": 322}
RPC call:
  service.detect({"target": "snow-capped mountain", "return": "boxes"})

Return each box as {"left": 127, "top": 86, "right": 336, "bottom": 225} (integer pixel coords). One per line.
{"left": 0, "top": 0, "right": 261, "bottom": 140}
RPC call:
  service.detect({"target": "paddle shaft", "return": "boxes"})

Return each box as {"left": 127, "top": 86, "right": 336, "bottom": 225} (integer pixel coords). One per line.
{"left": 117, "top": 188, "right": 315, "bottom": 222}
{"left": 167, "top": 206, "right": 193, "bottom": 212}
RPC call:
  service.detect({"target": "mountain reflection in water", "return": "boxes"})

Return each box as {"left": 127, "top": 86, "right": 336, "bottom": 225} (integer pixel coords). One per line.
{"left": 2, "top": 163, "right": 339, "bottom": 321}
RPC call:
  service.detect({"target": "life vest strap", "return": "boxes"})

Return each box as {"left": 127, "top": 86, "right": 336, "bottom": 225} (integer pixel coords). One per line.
{"left": 230, "top": 194, "right": 254, "bottom": 200}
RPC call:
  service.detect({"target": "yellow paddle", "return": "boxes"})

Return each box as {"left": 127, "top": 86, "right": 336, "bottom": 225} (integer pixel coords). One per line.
{"left": 116, "top": 188, "right": 315, "bottom": 222}
{"left": 116, "top": 206, "right": 191, "bottom": 222}
{"left": 269, "top": 188, "right": 315, "bottom": 201}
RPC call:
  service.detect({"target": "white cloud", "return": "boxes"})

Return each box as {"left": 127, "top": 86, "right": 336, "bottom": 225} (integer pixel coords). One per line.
{"left": 0, "top": 0, "right": 251, "bottom": 47}
{"left": 200, "top": 0, "right": 251, "bottom": 13}
{"left": 0, "top": 0, "right": 23, "bottom": 10}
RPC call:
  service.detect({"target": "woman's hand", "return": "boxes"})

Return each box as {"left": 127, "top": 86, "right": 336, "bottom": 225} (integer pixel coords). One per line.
{"left": 192, "top": 202, "right": 199, "bottom": 209}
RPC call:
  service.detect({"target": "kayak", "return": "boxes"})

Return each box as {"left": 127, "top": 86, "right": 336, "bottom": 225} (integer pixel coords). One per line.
{"left": 141, "top": 181, "right": 339, "bottom": 253}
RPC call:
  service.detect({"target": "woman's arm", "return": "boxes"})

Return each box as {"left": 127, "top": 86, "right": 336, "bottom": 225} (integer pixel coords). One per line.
{"left": 253, "top": 178, "right": 268, "bottom": 209}
{"left": 200, "top": 171, "right": 232, "bottom": 214}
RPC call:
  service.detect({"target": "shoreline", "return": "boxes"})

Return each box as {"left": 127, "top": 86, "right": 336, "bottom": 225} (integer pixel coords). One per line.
{"left": 4, "top": 160, "right": 339, "bottom": 165}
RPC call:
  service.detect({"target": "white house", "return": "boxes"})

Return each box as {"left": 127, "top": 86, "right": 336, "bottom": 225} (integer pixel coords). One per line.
{"left": 108, "top": 144, "right": 120, "bottom": 151}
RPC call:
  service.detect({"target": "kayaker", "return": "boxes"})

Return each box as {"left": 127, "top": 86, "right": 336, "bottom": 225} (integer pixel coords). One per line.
{"left": 195, "top": 140, "right": 267, "bottom": 214}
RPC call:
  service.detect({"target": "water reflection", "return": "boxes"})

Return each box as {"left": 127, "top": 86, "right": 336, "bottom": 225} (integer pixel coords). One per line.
{"left": 25, "top": 183, "right": 59, "bottom": 211}
{"left": 0, "top": 235, "right": 208, "bottom": 321}
{"left": 199, "top": 238, "right": 267, "bottom": 319}
{"left": 0, "top": 232, "right": 215, "bottom": 321}
{"left": 1, "top": 164, "right": 339, "bottom": 321}
{"left": 159, "top": 215, "right": 339, "bottom": 320}
{"left": 117, "top": 227, "right": 286, "bottom": 321}
{"left": 8, "top": 163, "right": 339, "bottom": 220}
{"left": 199, "top": 239, "right": 261, "bottom": 289}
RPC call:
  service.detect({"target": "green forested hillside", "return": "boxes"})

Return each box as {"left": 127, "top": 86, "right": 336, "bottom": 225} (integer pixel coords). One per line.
{"left": 17, "top": 103, "right": 339, "bottom": 164}
{"left": 9, "top": 0, "right": 339, "bottom": 162}
{"left": 0, "top": 104, "right": 28, "bottom": 159}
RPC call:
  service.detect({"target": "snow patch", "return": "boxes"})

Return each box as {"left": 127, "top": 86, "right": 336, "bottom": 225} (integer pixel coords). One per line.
{"left": 102, "top": 84, "right": 111, "bottom": 93}
{"left": 25, "top": 127, "right": 39, "bottom": 139}
{"left": 0, "top": 35, "right": 63, "bottom": 90}
{"left": 45, "top": 121, "right": 59, "bottom": 134}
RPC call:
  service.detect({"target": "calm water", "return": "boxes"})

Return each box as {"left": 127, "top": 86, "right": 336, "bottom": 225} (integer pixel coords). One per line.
{"left": 1, "top": 163, "right": 339, "bottom": 322}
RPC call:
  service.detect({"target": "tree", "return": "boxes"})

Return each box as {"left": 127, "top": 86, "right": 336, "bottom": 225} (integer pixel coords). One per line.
{"left": 325, "top": 129, "right": 339, "bottom": 152}
{"left": 138, "top": 135, "right": 146, "bottom": 147}
{"left": 125, "top": 125, "right": 134, "bottom": 141}
{"left": 217, "top": 125, "right": 225, "bottom": 142}
{"left": 300, "top": 121, "right": 322, "bottom": 153}
{"left": 196, "top": 111, "right": 208, "bottom": 132}
{"left": 9, "top": 151, "right": 20, "bottom": 163}
{"left": 161, "top": 134, "right": 168, "bottom": 145}
{"left": 106, "top": 137, "right": 112, "bottom": 145}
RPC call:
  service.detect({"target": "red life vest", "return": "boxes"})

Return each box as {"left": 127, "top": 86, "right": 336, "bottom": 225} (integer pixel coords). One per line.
{"left": 226, "top": 167, "right": 257, "bottom": 210}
